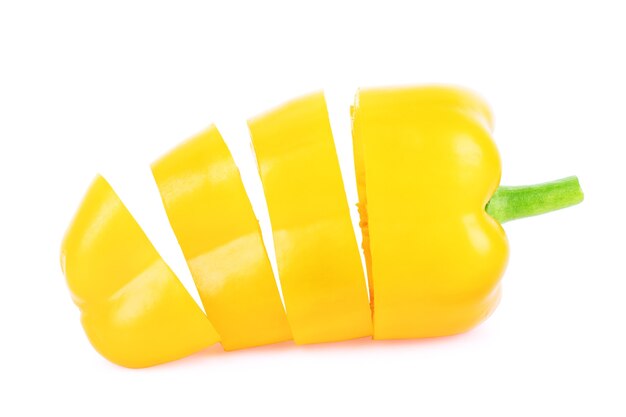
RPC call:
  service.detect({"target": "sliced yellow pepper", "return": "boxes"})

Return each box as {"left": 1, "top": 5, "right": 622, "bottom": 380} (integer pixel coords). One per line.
{"left": 61, "top": 176, "right": 219, "bottom": 368}
{"left": 352, "top": 86, "right": 509, "bottom": 338}
{"left": 60, "top": 85, "right": 584, "bottom": 368}
{"left": 151, "top": 125, "right": 292, "bottom": 350}
{"left": 248, "top": 92, "right": 372, "bottom": 344}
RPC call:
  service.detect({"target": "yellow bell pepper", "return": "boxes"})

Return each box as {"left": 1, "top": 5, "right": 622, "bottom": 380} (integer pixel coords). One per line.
{"left": 248, "top": 92, "right": 372, "bottom": 344}
{"left": 353, "top": 86, "right": 508, "bottom": 338}
{"left": 151, "top": 125, "right": 291, "bottom": 350}
{"left": 60, "top": 85, "right": 583, "bottom": 368}
{"left": 353, "top": 86, "right": 583, "bottom": 338}
{"left": 61, "top": 176, "right": 219, "bottom": 368}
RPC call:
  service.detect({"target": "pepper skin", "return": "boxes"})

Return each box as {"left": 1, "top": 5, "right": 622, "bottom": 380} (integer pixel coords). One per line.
{"left": 61, "top": 176, "right": 219, "bottom": 368}
{"left": 248, "top": 92, "right": 372, "bottom": 344}
{"left": 352, "top": 86, "right": 508, "bottom": 339}
{"left": 152, "top": 125, "right": 292, "bottom": 350}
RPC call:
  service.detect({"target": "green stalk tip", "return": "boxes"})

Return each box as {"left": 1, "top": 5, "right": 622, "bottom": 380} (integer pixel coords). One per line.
{"left": 486, "top": 176, "right": 584, "bottom": 224}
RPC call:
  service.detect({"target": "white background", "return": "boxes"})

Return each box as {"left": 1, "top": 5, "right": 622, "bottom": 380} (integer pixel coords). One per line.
{"left": 1, "top": 1, "right": 624, "bottom": 415}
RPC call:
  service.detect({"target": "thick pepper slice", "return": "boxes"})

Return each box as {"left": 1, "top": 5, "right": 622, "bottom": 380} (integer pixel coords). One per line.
{"left": 352, "top": 86, "right": 509, "bottom": 339}
{"left": 248, "top": 92, "right": 372, "bottom": 344}
{"left": 61, "top": 176, "right": 219, "bottom": 368}
{"left": 151, "top": 125, "right": 292, "bottom": 350}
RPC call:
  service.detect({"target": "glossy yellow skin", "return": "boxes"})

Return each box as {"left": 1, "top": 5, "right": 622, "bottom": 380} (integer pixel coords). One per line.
{"left": 248, "top": 92, "right": 372, "bottom": 344}
{"left": 61, "top": 176, "right": 219, "bottom": 368}
{"left": 152, "top": 125, "right": 292, "bottom": 350}
{"left": 352, "top": 86, "right": 509, "bottom": 339}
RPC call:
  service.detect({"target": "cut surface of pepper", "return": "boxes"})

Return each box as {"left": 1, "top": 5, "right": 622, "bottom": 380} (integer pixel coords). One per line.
{"left": 61, "top": 176, "right": 219, "bottom": 368}
{"left": 353, "top": 86, "right": 509, "bottom": 339}
{"left": 152, "top": 125, "right": 292, "bottom": 350}
{"left": 248, "top": 92, "right": 372, "bottom": 344}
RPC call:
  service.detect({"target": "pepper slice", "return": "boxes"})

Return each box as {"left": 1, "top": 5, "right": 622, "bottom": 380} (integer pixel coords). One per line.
{"left": 248, "top": 92, "right": 372, "bottom": 344}
{"left": 352, "top": 86, "right": 509, "bottom": 339}
{"left": 61, "top": 176, "right": 219, "bottom": 368}
{"left": 152, "top": 125, "right": 292, "bottom": 350}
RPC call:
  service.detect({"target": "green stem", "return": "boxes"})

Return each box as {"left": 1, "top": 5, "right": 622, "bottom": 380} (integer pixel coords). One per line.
{"left": 486, "top": 176, "right": 584, "bottom": 223}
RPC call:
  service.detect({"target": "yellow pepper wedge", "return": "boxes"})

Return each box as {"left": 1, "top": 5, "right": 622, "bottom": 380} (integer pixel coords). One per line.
{"left": 353, "top": 86, "right": 509, "bottom": 339}
{"left": 61, "top": 176, "right": 219, "bottom": 368}
{"left": 151, "top": 125, "right": 292, "bottom": 350}
{"left": 248, "top": 92, "right": 372, "bottom": 344}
